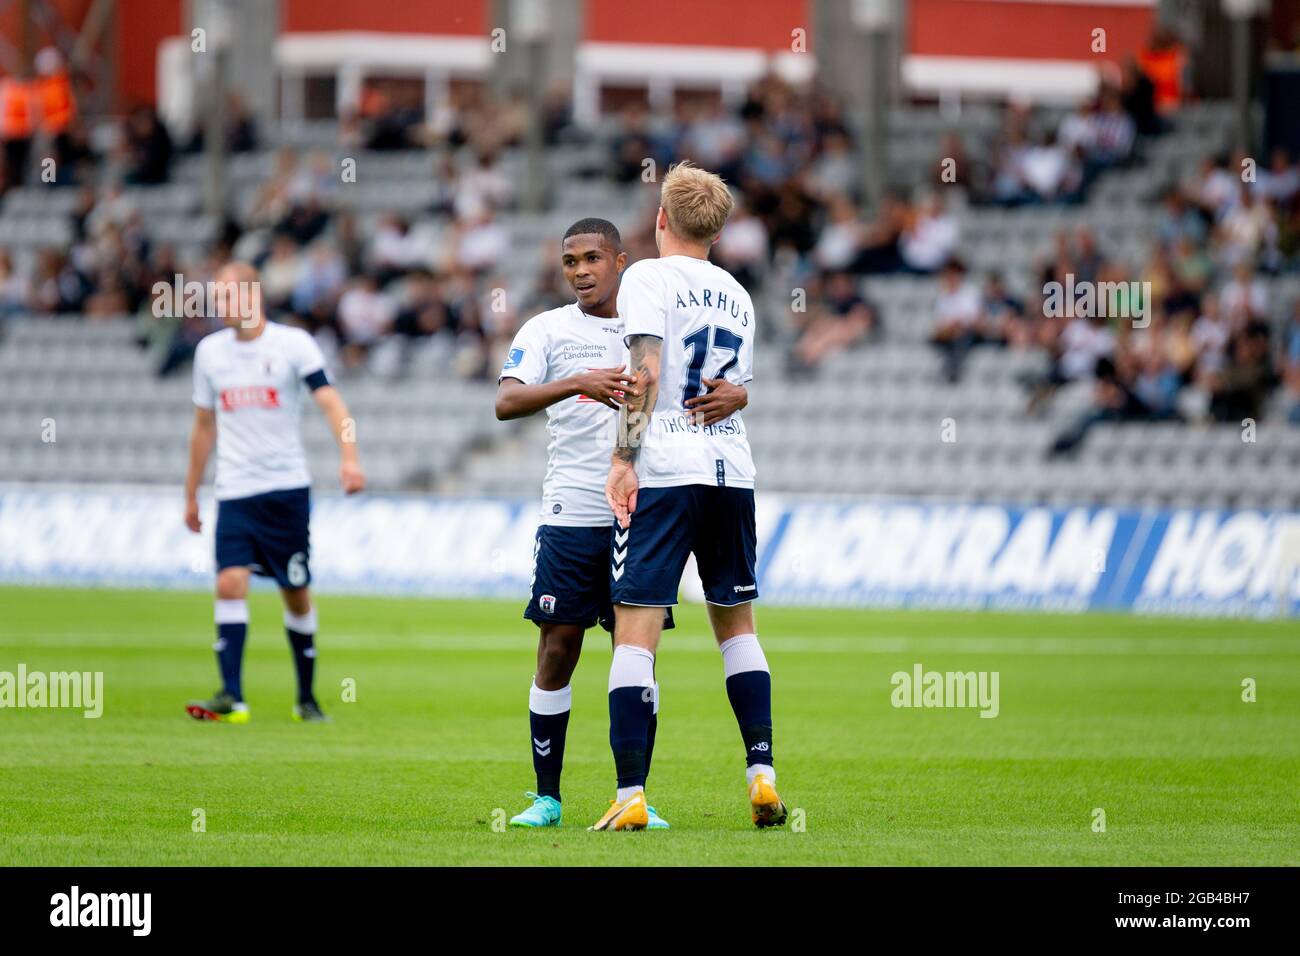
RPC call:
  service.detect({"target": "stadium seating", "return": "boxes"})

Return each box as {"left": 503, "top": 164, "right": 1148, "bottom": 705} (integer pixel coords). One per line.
{"left": 1, "top": 100, "right": 1296, "bottom": 510}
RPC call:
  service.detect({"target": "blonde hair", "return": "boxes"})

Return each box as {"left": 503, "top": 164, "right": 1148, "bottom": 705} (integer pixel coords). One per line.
{"left": 660, "top": 161, "right": 734, "bottom": 242}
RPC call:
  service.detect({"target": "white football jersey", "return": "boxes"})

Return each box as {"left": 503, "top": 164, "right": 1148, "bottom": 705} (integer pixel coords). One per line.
{"left": 500, "top": 303, "right": 624, "bottom": 526}
{"left": 192, "top": 322, "right": 328, "bottom": 500}
{"left": 617, "top": 255, "right": 755, "bottom": 489}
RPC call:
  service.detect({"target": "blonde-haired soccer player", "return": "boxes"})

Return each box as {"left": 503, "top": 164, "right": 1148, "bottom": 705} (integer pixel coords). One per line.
{"left": 592, "top": 163, "right": 787, "bottom": 830}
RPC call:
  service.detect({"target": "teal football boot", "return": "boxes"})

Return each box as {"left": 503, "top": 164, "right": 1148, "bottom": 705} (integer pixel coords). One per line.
{"left": 508, "top": 792, "right": 563, "bottom": 828}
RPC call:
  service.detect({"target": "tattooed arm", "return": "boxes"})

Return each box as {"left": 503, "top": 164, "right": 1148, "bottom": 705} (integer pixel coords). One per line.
{"left": 607, "top": 334, "right": 661, "bottom": 527}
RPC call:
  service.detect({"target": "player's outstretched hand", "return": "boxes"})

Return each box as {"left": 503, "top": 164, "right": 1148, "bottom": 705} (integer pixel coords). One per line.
{"left": 578, "top": 365, "right": 635, "bottom": 410}
{"left": 184, "top": 497, "right": 202, "bottom": 533}
{"left": 686, "top": 377, "right": 747, "bottom": 426}
{"left": 340, "top": 460, "right": 366, "bottom": 495}
{"left": 606, "top": 458, "right": 639, "bottom": 529}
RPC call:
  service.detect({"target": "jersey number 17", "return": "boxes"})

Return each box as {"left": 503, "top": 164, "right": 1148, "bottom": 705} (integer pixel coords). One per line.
{"left": 681, "top": 325, "right": 742, "bottom": 407}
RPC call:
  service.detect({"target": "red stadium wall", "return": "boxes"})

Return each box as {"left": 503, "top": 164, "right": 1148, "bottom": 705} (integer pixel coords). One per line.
{"left": 105, "top": 0, "right": 1160, "bottom": 108}
{"left": 117, "top": 0, "right": 183, "bottom": 107}
{"left": 281, "top": 0, "right": 484, "bottom": 35}
{"left": 281, "top": 0, "right": 806, "bottom": 48}
{"left": 584, "top": 0, "right": 811, "bottom": 49}
{"left": 910, "top": 0, "right": 1155, "bottom": 63}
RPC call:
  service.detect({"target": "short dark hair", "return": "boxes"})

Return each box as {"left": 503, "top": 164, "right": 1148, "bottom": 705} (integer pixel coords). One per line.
{"left": 563, "top": 218, "right": 622, "bottom": 250}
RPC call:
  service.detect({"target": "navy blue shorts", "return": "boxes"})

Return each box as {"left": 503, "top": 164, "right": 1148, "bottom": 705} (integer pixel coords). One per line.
{"left": 611, "top": 485, "right": 758, "bottom": 607}
{"left": 215, "top": 487, "right": 311, "bottom": 590}
{"left": 526, "top": 524, "right": 674, "bottom": 633}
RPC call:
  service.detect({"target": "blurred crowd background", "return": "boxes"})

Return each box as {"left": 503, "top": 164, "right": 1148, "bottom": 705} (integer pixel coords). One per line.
{"left": 2, "top": 0, "right": 1300, "bottom": 483}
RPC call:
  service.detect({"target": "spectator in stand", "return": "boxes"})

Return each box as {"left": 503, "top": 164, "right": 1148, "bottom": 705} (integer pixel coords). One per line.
{"left": 609, "top": 102, "right": 669, "bottom": 184}
{"left": 0, "top": 69, "right": 34, "bottom": 190}
{"left": 291, "top": 239, "right": 347, "bottom": 328}
{"left": 842, "top": 191, "right": 904, "bottom": 273}
{"left": 1258, "top": 147, "right": 1300, "bottom": 206}
{"left": 187, "top": 90, "right": 258, "bottom": 154}
{"left": 331, "top": 210, "right": 366, "bottom": 277}
{"left": 681, "top": 99, "right": 746, "bottom": 182}
{"left": 1208, "top": 320, "right": 1277, "bottom": 422}
{"left": 390, "top": 269, "right": 451, "bottom": 375}
{"left": 34, "top": 47, "right": 77, "bottom": 181}
{"left": 450, "top": 202, "right": 509, "bottom": 275}
{"left": 337, "top": 273, "right": 398, "bottom": 371}
{"left": 812, "top": 193, "right": 864, "bottom": 273}
{"left": 899, "top": 192, "right": 960, "bottom": 273}
{"left": 1058, "top": 97, "right": 1101, "bottom": 163}
{"left": 929, "top": 259, "right": 991, "bottom": 382}
{"left": 1019, "top": 128, "right": 1083, "bottom": 204}
{"left": 765, "top": 182, "right": 818, "bottom": 258}
{"left": 742, "top": 129, "right": 795, "bottom": 190}
{"left": 1156, "top": 187, "right": 1208, "bottom": 246}
{"left": 714, "top": 198, "right": 768, "bottom": 291}
{"left": 1170, "top": 233, "right": 1214, "bottom": 295}
{"left": 226, "top": 92, "right": 259, "bottom": 152}
{"left": 1089, "top": 87, "right": 1137, "bottom": 169}
{"left": 983, "top": 273, "right": 1029, "bottom": 348}
{"left": 1119, "top": 55, "right": 1162, "bottom": 136}
{"left": 1219, "top": 261, "right": 1269, "bottom": 322}
{"left": 987, "top": 122, "right": 1032, "bottom": 205}
{"left": 122, "top": 106, "right": 172, "bottom": 185}
{"left": 1073, "top": 227, "right": 1106, "bottom": 286}
{"left": 790, "top": 271, "right": 879, "bottom": 374}
{"left": 806, "top": 128, "right": 857, "bottom": 200}
{"left": 1191, "top": 294, "right": 1232, "bottom": 375}
{"left": 457, "top": 149, "right": 515, "bottom": 216}
{"left": 1185, "top": 153, "right": 1238, "bottom": 222}
{"left": 259, "top": 235, "right": 302, "bottom": 314}
{"left": 1025, "top": 311, "right": 1116, "bottom": 414}
{"left": 358, "top": 79, "right": 424, "bottom": 150}
{"left": 1216, "top": 184, "right": 1278, "bottom": 268}
{"left": 86, "top": 179, "right": 138, "bottom": 235}
{"left": 1049, "top": 355, "right": 1153, "bottom": 456}
{"left": 1137, "top": 27, "right": 1189, "bottom": 116}
{"left": 369, "top": 214, "right": 430, "bottom": 285}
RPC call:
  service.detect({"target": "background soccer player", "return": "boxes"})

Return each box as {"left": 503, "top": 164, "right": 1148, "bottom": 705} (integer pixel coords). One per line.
{"left": 184, "top": 261, "right": 365, "bottom": 724}
{"left": 495, "top": 218, "right": 748, "bottom": 828}
{"left": 594, "top": 163, "right": 786, "bottom": 831}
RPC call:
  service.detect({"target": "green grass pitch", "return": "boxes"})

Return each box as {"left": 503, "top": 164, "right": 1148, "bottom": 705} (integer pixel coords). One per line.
{"left": 1, "top": 585, "right": 1296, "bottom": 866}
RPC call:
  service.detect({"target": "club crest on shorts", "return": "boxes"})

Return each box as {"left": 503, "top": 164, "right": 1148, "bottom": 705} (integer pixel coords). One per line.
{"left": 539, "top": 594, "right": 556, "bottom": 614}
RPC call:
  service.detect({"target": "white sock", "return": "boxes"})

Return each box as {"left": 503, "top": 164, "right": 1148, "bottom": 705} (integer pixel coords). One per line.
{"left": 529, "top": 680, "right": 572, "bottom": 715}
{"left": 718, "top": 632, "right": 768, "bottom": 677}
{"left": 747, "top": 764, "right": 776, "bottom": 786}
{"left": 608, "top": 644, "right": 655, "bottom": 693}
{"left": 616, "top": 785, "right": 645, "bottom": 803}
{"left": 214, "top": 598, "right": 248, "bottom": 624}
{"left": 283, "top": 606, "right": 318, "bottom": 634}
